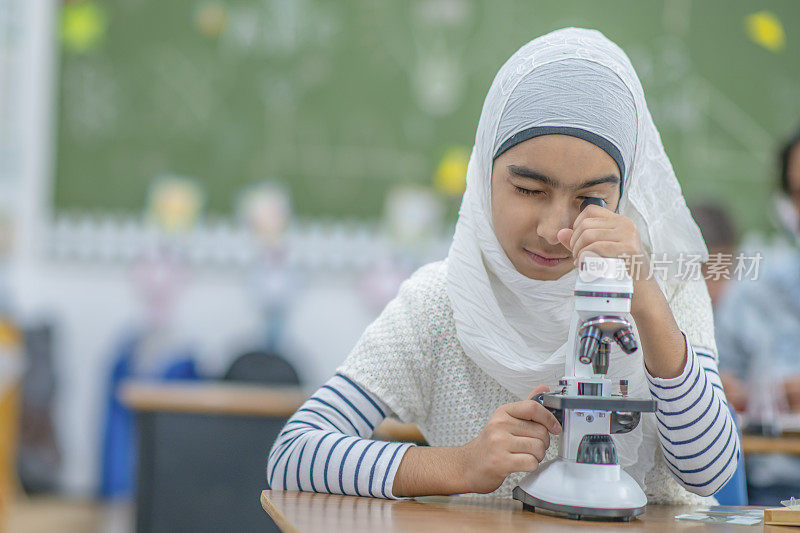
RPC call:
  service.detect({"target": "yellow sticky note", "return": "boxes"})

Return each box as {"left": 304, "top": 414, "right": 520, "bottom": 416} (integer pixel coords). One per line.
{"left": 433, "top": 146, "right": 470, "bottom": 197}
{"left": 745, "top": 11, "right": 786, "bottom": 53}
{"left": 195, "top": 3, "right": 228, "bottom": 39}
{"left": 148, "top": 177, "right": 205, "bottom": 234}
{"left": 61, "top": 2, "right": 107, "bottom": 53}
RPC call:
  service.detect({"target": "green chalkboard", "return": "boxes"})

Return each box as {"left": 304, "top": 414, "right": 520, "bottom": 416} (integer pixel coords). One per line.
{"left": 55, "top": 0, "right": 800, "bottom": 230}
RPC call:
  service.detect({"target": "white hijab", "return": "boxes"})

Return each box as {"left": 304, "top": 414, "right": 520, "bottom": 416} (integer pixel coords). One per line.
{"left": 446, "top": 27, "right": 708, "bottom": 485}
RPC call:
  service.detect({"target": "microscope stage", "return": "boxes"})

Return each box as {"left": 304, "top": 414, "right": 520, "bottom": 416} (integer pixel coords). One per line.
{"left": 539, "top": 393, "right": 656, "bottom": 413}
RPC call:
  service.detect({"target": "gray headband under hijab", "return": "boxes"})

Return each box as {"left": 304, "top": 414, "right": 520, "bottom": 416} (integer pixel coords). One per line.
{"left": 492, "top": 58, "right": 637, "bottom": 197}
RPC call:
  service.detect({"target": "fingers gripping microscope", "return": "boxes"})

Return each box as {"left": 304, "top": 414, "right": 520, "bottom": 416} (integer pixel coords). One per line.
{"left": 513, "top": 198, "right": 657, "bottom": 521}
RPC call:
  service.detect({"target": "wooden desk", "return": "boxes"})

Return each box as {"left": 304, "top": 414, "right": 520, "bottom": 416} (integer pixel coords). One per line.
{"left": 261, "top": 490, "right": 782, "bottom": 533}
{"left": 741, "top": 435, "right": 800, "bottom": 456}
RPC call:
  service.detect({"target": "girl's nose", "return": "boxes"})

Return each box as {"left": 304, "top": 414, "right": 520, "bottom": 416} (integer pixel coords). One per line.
{"left": 537, "top": 205, "right": 573, "bottom": 246}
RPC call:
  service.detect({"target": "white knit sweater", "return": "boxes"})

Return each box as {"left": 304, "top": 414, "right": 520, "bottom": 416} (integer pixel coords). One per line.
{"left": 336, "top": 259, "right": 726, "bottom": 504}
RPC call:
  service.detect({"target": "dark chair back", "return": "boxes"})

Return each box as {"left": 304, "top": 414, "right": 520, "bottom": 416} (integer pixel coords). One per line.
{"left": 223, "top": 350, "right": 300, "bottom": 386}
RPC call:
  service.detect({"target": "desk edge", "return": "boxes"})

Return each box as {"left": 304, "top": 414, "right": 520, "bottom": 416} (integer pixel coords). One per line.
{"left": 261, "top": 491, "right": 302, "bottom": 533}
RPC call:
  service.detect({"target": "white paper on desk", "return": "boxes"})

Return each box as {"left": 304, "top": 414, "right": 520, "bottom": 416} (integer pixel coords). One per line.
{"left": 700, "top": 507, "right": 764, "bottom": 518}
{"left": 675, "top": 513, "right": 762, "bottom": 525}
{"left": 728, "top": 517, "right": 765, "bottom": 525}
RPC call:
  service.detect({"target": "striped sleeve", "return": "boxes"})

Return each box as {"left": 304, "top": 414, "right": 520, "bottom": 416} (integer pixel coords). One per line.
{"left": 646, "top": 333, "right": 740, "bottom": 497}
{"left": 266, "top": 373, "right": 415, "bottom": 499}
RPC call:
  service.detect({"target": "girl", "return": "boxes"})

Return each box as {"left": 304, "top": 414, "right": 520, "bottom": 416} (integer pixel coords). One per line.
{"left": 267, "top": 28, "right": 738, "bottom": 504}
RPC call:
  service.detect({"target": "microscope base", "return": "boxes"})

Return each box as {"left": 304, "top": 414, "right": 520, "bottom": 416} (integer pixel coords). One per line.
{"left": 513, "top": 486, "right": 642, "bottom": 521}
{"left": 513, "top": 459, "right": 646, "bottom": 521}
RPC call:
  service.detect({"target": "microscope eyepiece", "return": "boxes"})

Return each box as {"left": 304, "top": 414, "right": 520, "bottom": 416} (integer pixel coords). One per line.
{"left": 613, "top": 327, "right": 638, "bottom": 354}
{"left": 580, "top": 197, "right": 607, "bottom": 211}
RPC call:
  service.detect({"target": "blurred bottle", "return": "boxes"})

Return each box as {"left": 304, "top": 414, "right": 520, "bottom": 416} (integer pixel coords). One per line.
{"left": 744, "top": 337, "right": 788, "bottom": 435}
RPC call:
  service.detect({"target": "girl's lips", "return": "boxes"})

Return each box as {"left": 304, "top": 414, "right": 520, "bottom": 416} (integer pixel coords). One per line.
{"left": 524, "top": 249, "right": 570, "bottom": 267}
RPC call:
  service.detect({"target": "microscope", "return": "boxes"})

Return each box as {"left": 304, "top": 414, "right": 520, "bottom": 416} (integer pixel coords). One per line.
{"left": 513, "top": 198, "right": 657, "bottom": 521}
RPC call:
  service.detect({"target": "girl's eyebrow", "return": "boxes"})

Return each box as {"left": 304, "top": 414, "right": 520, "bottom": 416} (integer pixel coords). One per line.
{"left": 507, "top": 165, "right": 619, "bottom": 191}
{"left": 507, "top": 165, "right": 558, "bottom": 188}
{"left": 577, "top": 175, "right": 620, "bottom": 189}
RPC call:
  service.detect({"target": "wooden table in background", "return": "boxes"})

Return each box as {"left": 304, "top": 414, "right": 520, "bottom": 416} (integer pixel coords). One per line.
{"left": 120, "top": 381, "right": 426, "bottom": 443}
{"left": 741, "top": 434, "right": 800, "bottom": 456}
{"left": 119, "top": 381, "right": 426, "bottom": 533}
{"left": 120, "top": 381, "right": 309, "bottom": 417}
{"left": 261, "top": 490, "right": 784, "bottom": 533}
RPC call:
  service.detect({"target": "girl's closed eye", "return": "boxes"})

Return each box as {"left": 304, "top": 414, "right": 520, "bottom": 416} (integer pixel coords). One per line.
{"left": 514, "top": 186, "right": 544, "bottom": 197}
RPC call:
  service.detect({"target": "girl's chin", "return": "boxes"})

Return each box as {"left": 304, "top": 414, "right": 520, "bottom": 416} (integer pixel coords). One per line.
{"left": 516, "top": 259, "right": 575, "bottom": 280}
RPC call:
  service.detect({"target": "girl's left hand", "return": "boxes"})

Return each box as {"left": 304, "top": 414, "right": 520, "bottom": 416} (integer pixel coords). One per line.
{"left": 556, "top": 204, "right": 647, "bottom": 278}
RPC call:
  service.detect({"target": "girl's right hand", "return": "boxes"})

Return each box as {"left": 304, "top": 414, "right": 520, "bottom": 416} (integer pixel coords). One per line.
{"left": 457, "top": 385, "right": 562, "bottom": 494}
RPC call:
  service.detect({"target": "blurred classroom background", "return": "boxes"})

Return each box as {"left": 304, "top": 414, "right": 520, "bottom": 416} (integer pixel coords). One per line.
{"left": 0, "top": 0, "right": 799, "bottom": 531}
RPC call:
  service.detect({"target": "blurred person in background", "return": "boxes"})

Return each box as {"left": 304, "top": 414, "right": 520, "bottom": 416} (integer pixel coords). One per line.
{"left": 714, "top": 125, "right": 800, "bottom": 505}
{"left": 689, "top": 203, "right": 746, "bottom": 412}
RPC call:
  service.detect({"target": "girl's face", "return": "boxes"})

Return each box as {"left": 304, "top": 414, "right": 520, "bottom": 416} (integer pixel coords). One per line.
{"left": 490, "top": 134, "right": 622, "bottom": 281}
